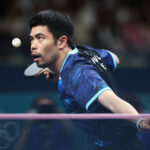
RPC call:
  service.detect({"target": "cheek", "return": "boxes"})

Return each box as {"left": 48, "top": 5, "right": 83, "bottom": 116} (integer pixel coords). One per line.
{"left": 41, "top": 42, "right": 53, "bottom": 55}
{"left": 43, "top": 45, "right": 58, "bottom": 60}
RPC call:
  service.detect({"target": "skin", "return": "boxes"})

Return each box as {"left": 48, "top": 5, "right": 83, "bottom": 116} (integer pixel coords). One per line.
{"left": 30, "top": 25, "right": 71, "bottom": 75}
{"left": 30, "top": 25, "right": 150, "bottom": 131}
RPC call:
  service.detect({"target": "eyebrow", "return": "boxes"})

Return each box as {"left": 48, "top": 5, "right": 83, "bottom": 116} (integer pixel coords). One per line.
{"left": 30, "top": 33, "right": 45, "bottom": 38}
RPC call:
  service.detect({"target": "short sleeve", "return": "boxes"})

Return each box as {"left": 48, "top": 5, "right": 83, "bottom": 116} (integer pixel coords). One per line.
{"left": 96, "top": 49, "right": 117, "bottom": 71}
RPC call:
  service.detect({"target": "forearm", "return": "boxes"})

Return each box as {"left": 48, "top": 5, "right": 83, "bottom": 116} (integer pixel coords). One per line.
{"left": 98, "top": 90, "right": 139, "bottom": 123}
{"left": 109, "top": 98, "right": 139, "bottom": 123}
{"left": 108, "top": 97, "right": 138, "bottom": 115}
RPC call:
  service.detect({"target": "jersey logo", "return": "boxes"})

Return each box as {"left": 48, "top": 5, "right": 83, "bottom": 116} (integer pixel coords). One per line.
{"left": 91, "top": 55, "right": 106, "bottom": 70}
{"left": 91, "top": 55, "right": 101, "bottom": 63}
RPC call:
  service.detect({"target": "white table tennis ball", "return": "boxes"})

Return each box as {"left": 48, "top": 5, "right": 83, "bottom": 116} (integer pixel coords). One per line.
{"left": 12, "top": 38, "right": 21, "bottom": 48}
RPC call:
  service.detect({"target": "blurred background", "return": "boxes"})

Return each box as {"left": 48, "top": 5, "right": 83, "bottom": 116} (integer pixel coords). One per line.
{"left": 0, "top": 0, "right": 149, "bottom": 112}
{"left": 0, "top": 0, "right": 150, "bottom": 149}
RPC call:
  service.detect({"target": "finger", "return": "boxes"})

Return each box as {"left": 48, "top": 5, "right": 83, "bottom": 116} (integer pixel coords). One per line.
{"left": 46, "top": 73, "right": 50, "bottom": 80}
{"left": 34, "top": 72, "right": 41, "bottom": 77}
{"left": 43, "top": 72, "right": 48, "bottom": 76}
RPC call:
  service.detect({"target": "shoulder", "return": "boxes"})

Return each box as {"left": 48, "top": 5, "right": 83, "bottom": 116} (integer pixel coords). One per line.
{"left": 61, "top": 47, "right": 94, "bottom": 73}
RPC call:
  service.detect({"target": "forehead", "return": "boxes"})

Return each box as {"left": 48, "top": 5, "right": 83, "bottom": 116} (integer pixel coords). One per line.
{"left": 30, "top": 25, "right": 51, "bottom": 36}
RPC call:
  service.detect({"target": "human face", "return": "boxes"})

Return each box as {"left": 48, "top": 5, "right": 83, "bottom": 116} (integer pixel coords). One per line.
{"left": 30, "top": 25, "right": 59, "bottom": 68}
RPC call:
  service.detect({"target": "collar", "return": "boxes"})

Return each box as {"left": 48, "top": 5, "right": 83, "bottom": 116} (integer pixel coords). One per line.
{"left": 60, "top": 47, "right": 78, "bottom": 73}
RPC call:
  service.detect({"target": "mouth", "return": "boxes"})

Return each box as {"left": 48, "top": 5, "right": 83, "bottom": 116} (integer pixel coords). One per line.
{"left": 32, "top": 54, "right": 41, "bottom": 62}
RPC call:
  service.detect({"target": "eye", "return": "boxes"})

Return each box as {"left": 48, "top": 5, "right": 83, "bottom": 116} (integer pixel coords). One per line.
{"left": 38, "top": 36, "right": 44, "bottom": 41}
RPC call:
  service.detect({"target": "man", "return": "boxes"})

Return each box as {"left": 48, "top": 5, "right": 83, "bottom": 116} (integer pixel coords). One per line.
{"left": 29, "top": 10, "right": 150, "bottom": 150}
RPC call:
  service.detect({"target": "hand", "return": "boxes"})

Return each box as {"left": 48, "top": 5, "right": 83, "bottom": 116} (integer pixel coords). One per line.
{"left": 43, "top": 71, "right": 50, "bottom": 80}
{"left": 43, "top": 71, "right": 58, "bottom": 81}
{"left": 138, "top": 118, "right": 150, "bottom": 132}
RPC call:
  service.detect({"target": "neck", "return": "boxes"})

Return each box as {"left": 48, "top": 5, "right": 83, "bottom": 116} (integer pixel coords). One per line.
{"left": 48, "top": 47, "right": 72, "bottom": 74}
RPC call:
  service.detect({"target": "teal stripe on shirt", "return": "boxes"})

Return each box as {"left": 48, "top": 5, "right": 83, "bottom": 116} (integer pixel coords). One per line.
{"left": 60, "top": 48, "right": 78, "bottom": 73}
{"left": 108, "top": 52, "right": 117, "bottom": 70}
{"left": 85, "top": 87, "right": 111, "bottom": 111}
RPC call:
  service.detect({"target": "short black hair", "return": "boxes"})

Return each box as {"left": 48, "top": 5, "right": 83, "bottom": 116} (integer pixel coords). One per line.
{"left": 29, "top": 10, "right": 74, "bottom": 48}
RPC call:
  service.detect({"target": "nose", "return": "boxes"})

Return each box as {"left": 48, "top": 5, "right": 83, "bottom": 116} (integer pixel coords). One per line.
{"left": 31, "top": 40, "right": 38, "bottom": 51}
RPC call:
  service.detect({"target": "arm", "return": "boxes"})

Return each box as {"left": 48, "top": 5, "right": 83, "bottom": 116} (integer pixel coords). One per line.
{"left": 98, "top": 90, "right": 138, "bottom": 120}
{"left": 98, "top": 90, "right": 150, "bottom": 131}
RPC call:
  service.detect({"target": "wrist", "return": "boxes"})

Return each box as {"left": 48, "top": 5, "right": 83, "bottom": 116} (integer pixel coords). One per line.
{"left": 136, "top": 118, "right": 145, "bottom": 131}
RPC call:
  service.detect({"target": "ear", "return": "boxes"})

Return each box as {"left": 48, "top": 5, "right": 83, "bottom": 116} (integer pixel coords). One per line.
{"left": 57, "top": 36, "right": 68, "bottom": 49}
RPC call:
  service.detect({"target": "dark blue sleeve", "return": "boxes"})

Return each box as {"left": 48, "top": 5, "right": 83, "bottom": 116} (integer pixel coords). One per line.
{"left": 83, "top": 46, "right": 117, "bottom": 71}
{"left": 96, "top": 49, "right": 117, "bottom": 71}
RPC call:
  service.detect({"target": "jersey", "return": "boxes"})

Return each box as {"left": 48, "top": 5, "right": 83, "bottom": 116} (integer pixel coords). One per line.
{"left": 58, "top": 45, "right": 116, "bottom": 112}
{"left": 58, "top": 46, "right": 145, "bottom": 149}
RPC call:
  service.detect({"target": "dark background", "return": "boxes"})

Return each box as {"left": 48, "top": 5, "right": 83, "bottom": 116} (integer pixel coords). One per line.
{"left": 0, "top": 0, "right": 150, "bottom": 113}
{"left": 0, "top": 1, "right": 150, "bottom": 150}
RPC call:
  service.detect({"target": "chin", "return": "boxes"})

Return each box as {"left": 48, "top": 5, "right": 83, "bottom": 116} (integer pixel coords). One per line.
{"left": 39, "top": 64, "right": 48, "bottom": 68}
{"left": 36, "top": 62, "right": 46, "bottom": 68}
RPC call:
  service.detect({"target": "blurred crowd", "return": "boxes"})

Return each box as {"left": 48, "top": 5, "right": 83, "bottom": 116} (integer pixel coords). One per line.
{"left": 14, "top": 96, "right": 95, "bottom": 150}
{"left": 0, "top": 0, "right": 150, "bottom": 67}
